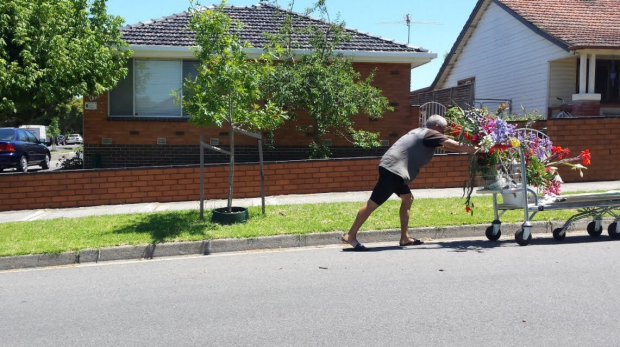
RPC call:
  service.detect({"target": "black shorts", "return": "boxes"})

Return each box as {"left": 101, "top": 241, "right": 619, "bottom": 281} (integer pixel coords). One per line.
{"left": 369, "top": 166, "right": 412, "bottom": 206}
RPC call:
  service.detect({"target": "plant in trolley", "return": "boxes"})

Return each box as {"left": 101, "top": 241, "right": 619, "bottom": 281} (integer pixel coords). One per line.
{"left": 445, "top": 106, "right": 591, "bottom": 214}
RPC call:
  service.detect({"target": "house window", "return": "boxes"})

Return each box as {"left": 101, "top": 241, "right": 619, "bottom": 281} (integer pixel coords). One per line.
{"left": 457, "top": 77, "right": 475, "bottom": 86}
{"left": 108, "top": 59, "right": 199, "bottom": 117}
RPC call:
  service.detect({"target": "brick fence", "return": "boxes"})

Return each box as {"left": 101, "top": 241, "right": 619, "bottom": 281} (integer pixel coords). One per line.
{"left": 0, "top": 155, "right": 470, "bottom": 212}
{"left": 1, "top": 118, "right": 618, "bottom": 212}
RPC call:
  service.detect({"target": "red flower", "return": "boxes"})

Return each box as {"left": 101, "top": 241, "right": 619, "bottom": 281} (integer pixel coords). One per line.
{"left": 580, "top": 149, "right": 591, "bottom": 166}
{"left": 465, "top": 206, "right": 471, "bottom": 213}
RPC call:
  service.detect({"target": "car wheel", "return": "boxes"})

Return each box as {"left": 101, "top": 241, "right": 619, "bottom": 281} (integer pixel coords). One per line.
{"left": 41, "top": 154, "right": 50, "bottom": 170}
{"left": 17, "top": 156, "right": 28, "bottom": 173}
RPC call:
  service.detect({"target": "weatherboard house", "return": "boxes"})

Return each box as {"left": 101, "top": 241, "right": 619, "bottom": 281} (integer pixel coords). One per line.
{"left": 82, "top": 4, "right": 436, "bottom": 169}
{"left": 423, "top": 0, "right": 620, "bottom": 119}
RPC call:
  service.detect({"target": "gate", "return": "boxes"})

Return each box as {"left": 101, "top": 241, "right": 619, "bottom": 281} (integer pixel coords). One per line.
{"left": 419, "top": 101, "right": 447, "bottom": 154}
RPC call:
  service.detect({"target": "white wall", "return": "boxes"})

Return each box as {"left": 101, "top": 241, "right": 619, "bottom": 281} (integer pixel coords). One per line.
{"left": 548, "top": 57, "right": 577, "bottom": 114}
{"left": 440, "top": 1, "right": 571, "bottom": 116}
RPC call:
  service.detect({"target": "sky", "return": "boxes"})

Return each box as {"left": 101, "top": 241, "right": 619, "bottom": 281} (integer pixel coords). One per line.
{"left": 106, "top": 0, "right": 479, "bottom": 91}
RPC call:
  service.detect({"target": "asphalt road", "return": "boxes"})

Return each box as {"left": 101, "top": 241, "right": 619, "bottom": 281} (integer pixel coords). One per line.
{"left": 1, "top": 233, "right": 619, "bottom": 347}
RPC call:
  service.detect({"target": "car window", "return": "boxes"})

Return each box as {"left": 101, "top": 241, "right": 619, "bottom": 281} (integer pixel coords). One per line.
{"left": 16, "top": 129, "right": 30, "bottom": 142}
{"left": 23, "top": 130, "right": 38, "bottom": 143}
{"left": 0, "top": 129, "right": 14, "bottom": 141}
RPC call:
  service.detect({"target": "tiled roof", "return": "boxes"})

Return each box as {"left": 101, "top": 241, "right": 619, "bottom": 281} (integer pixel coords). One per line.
{"left": 497, "top": 0, "right": 620, "bottom": 49}
{"left": 120, "top": 4, "right": 427, "bottom": 53}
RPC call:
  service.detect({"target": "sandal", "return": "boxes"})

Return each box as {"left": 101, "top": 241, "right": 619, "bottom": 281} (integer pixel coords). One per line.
{"left": 399, "top": 239, "right": 424, "bottom": 246}
{"left": 343, "top": 243, "right": 369, "bottom": 252}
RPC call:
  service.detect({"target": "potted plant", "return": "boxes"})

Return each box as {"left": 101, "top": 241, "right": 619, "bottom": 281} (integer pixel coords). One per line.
{"left": 178, "top": 1, "right": 286, "bottom": 224}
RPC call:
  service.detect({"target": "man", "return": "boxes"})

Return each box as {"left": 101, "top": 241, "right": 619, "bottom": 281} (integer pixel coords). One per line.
{"left": 341, "top": 114, "right": 477, "bottom": 251}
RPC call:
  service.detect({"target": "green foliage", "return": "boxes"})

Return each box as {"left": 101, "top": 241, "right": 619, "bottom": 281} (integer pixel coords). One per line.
{"left": 48, "top": 117, "right": 60, "bottom": 139}
{"left": 178, "top": 0, "right": 286, "bottom": 132}
{"left": 308, "top": 141, "right": 331, "bottom": 159}
{"left": 51, "top": 97, "right": 84, "bottom": 135}
{"left": 0, "top": 0, "right": 131, "bottom": 126}
{"left": 260, "top": 0, "right": 392, "bottom": 156}
{"left": 57, "top": 149, "right": 84, "bottom": 170}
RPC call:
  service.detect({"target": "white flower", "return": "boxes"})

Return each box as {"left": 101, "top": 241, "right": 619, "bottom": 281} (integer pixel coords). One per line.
{"left": 479, "top": 135, "right": 494, "bottom": 153}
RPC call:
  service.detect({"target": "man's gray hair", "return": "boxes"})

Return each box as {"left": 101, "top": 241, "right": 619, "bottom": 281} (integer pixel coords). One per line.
{"left": 426, "top": 114, "right": 447, "bottom": 128}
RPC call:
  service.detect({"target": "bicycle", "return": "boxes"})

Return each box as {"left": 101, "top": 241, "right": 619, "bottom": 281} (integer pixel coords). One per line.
{"left": 556, "top": 97, "right": 574, "bottom": 118}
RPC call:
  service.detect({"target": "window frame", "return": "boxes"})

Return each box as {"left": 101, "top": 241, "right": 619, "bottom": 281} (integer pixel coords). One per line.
{"left": 108, "top": 58, "right": 199, "bottom": 119}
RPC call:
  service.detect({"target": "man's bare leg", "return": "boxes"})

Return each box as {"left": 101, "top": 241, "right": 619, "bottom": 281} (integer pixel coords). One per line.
{"left": 399, "top": 193, "right": 414, "bottom": 245}
{"left": 342, "top": 199, "right": 379, "bottom": 246}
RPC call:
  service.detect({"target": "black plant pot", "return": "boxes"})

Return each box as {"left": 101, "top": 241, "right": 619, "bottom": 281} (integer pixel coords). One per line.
{"left": 210, "top": 207, "right": 250, "bottom": 225}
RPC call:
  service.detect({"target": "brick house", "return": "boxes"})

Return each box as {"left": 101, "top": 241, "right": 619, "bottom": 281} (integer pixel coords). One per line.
{"left": 83, "top": 4, "right": 437, "bottom": 169}
{"left": 416, "top": 0, "right": 620, "bottom": 118}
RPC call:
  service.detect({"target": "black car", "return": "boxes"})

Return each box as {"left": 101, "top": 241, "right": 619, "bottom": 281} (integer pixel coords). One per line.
{"left": 56, "top": 134, "right": 65, "bottom": 146}
{"left": 0, "top": 127, "right": 51, "bottom": 173}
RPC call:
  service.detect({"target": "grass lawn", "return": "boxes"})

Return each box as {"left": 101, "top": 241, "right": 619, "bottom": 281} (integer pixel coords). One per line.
{"left": 0, "top": 195, "right": 582, "bottom": 257}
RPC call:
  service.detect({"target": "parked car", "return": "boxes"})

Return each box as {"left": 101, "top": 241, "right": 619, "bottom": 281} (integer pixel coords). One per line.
{"left": 66, "top": 134, "right": 83, "bottom": 145}
{"left": 56, "top": 135, "right": 65, "bottom": 146}
{"left": 0, "top": 127, "right": 51, "bottom": 173}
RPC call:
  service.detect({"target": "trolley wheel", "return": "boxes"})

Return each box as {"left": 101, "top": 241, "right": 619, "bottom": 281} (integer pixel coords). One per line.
{"left": 515, "top": 229, "right": 532, "bottom": 246}
{"left": 552, "top": 228, "right": 566, "bottom": 241}
{"left": 485, "top": 225, "right": 501, "bottom": 241}
{"left": 586, "top": 222, "right": 602, "bottom": 237}
{"left": 608, "top": 222, "right": 620, "bottom": 240}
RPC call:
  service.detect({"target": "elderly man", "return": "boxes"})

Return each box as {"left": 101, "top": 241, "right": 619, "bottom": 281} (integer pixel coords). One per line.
{"left": 342, "top": 114, "right": 477, "bottom": 251}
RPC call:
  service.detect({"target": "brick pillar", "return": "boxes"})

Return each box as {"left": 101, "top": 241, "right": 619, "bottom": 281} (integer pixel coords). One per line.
{"left": 571, "top": 93, "right": 601, "bottom": 117}
{"left": 572, "top": 100, "right": 601, "bottom": 117}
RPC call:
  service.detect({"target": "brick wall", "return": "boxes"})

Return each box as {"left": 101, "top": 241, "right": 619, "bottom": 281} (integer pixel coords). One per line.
{"left": 83, "top": 144, "right": 389, "bottom": 168}
{"left": 546, "top": 118, "right": 619, "bottom": 182}
{"left": 0, "top": 154, "right": 469, "bottom": 211}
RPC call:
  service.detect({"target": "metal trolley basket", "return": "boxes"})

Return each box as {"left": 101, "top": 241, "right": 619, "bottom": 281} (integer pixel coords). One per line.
{"left": 477, "top": 129, "right": 620, "bottom": 246}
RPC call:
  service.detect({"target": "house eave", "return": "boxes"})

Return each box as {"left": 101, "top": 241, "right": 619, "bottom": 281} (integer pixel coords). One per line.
{"left": 127, "top": 45, "right": 436, "bottom": 68}
{"left": 570, "top": 46, "right": 620, "bottom": 54}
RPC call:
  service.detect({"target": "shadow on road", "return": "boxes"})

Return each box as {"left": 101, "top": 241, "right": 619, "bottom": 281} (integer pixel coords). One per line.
{"left": 431, "top": 234, "right": 618, "bottom": 253}
{"left": 342, "top": 234, "right": 619, "bottom": 254}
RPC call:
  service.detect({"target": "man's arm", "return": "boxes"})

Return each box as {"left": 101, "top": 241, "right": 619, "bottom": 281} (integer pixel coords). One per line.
{"left": 440, "top": 139, "right": 478, "bottom": 154}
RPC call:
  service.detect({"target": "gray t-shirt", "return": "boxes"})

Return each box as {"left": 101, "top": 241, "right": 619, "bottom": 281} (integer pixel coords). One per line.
{"left": 379, "top": 128, "right": 447, "bottom": 183}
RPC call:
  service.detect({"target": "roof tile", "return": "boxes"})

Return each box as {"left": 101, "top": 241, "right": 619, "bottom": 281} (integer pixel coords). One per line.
{"left": 497, "top": 0, "right": 620, "bottom": 48}
{"left": 120, "top": 4, "right": 427, "bottom": 53}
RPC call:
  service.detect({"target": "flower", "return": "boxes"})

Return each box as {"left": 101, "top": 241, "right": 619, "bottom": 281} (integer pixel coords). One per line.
{"left": 581, "top": 149, "right": 591, "bottom": 166}
{"left": 445, "top": 106, "right": 591, "bottom": 214}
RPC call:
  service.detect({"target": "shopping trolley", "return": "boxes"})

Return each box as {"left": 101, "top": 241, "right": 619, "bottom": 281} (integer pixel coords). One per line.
{"left": 477, "top": 129, "right": 620, "bottom": 246}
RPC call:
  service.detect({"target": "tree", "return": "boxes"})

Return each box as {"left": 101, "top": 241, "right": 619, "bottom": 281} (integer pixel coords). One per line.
{"left": 179, "top": 1, "right": 286, "bottom": 212}
{"left": 261, "top": 0, "right": 393, "bottom": 158}
{"left": 0, "top": 0, "right": 131, "bottom": 126}
{"left": 48, "top": 117, "right": 60, "bottom": 150}
{"left": 52, "top": 97, "right": 84, "bottom": 135}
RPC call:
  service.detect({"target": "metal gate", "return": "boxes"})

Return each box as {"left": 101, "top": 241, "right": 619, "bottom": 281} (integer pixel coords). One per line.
{"left": 419, "top": 101, "right": 447, "bottom": 154}
{"left": 419, "top": 101, "right": 446, "bottom": 128}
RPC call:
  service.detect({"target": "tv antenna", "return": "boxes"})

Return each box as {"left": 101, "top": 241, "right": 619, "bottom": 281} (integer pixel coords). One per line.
{"left": 379, "top": 14, "right": 442, "bottom": 44}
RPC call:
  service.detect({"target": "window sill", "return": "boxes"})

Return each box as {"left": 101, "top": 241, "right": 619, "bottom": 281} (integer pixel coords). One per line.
{"left": 108, "top": 116, "right": 190, "bottom": 122}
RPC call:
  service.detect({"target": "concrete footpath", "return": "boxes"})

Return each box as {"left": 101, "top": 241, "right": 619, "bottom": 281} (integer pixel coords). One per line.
{"left": 1, "top": 180, "right": 619, "bottom": 271}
